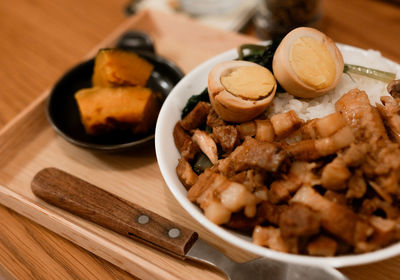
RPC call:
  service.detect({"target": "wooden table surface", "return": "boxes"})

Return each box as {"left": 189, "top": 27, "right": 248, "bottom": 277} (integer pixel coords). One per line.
{"left": 1, "top": 0, "right": 399, "bottom": 279}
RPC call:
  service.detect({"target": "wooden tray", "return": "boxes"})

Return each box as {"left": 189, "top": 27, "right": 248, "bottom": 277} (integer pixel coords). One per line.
{"left": 0, "top": 10, "right": 259, "bottom": 280}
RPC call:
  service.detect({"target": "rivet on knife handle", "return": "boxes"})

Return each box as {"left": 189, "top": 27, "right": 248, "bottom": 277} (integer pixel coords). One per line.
{"left": 31, "top": 168, "right": 198, "bottom": 259}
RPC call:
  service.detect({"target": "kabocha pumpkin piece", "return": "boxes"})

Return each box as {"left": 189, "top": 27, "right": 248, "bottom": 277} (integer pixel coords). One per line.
{"left": 74, "top": 86, "right": 159, "bottom": 135}
{"left": 92, "top": 48, "right": 154, "bottom": 87}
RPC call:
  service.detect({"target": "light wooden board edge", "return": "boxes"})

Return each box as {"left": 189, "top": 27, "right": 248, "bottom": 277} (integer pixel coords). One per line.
{"left": 0, "top": 11, "right": 193, "bottom": 280}
{"left": 0, "top": 184, "right": 179, "bottom": 280}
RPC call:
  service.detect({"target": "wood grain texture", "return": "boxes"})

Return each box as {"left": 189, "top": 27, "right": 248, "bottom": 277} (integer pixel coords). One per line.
{"left": 31, "top": 168, "right": 199, "bottom": 259}
{"left": 0, "top": 0, "right": 399, "bottom": 279}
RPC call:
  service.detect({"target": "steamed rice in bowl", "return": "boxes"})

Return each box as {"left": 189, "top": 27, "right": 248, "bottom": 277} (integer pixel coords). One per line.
{"left": 155, "top": 42, "right": 400, "bottom": 267}
{"left": 270, "top": 48, "right": 400, "bottom": 120}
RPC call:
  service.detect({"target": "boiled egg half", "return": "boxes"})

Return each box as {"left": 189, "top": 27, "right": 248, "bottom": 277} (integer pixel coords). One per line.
{"left": 208, "top": 60, "right": 276, "bottom": 123}
{"left": 273, "top": 27, "right": 344, "bottom": 98}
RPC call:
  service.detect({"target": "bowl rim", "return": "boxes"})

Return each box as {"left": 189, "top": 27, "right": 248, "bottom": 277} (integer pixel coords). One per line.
{"left": 155, "top": 43, "right": 400, "bottom": 267}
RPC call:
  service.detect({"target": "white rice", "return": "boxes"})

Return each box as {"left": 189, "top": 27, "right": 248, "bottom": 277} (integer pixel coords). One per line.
{"left": 268, "top": 48, "right": 400, "bottom": 120}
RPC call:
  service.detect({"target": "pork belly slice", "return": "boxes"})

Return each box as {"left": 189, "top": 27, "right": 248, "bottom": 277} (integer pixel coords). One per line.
{"left": 229, "top": 137, "right": 287, "bottom": 172}
{"left": 335, "top": 89, "right": 389, "bottom": 143}
{"left": 335, "top": 89, "right": 400, "bottom": 197}
{"left": 346, "top": 170, "right": 367, "bottom": 199}
{"left": 237, "top": 121, "right": 257, "bottom": 139}
{"left": 212, "top": 125, "right": 240, "bottom": 153}
{"left": 360, "top": 197, "right": 400, "bottom": 220}
{"left": 255, "top": 119, "right": 275, "bottom": 142}
{"left": 321, "top": 157, "right": 350, "bottom": 191}
{"left": 258, "top": 201, "right": 289, "bottom": 226}
{"left": 290, "top": 186, "right": 373, "bottom": 249}
{"left": 287, "top": 126, "right": 354, "bottom": 161}
{"left": 207, "top": 108, "right": 226, "bottom": 127}
{"left": 252, "top": 226, "right": 290, "bottom": 253}
{"left": 269, "top": 161, "right": 319, "bottom": 204}
{"left": 176, "top": 158, "right": 198, "bottom": 190}
{"left": 307, "top": 235, "right": 338, "bottom": 256}
{"left": 279, "top": 204, "right": 321, "bottom": 238}
{"left": 188, "top": 170, "right": 259, "bottom": 224}
{"left": 181, "top": 101, "right": 211, "bottom": 131}
{"left": 230, "top": 169, "right": 266, "bottom": 192}
{"left": 270, "top": 110, "right": 303, "bottom": 139}
{"left": 377, "top": 95, "right": 400, "bottom": 143}
{"left": 173, "top": 122, "right": 199, "bottom": 161}
{"left": 301, "top": 112, "right": 345, "bottom": 139}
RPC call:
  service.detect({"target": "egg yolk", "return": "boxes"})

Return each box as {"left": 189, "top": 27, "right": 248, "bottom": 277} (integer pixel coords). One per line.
{"left": 220, "top": 66, "right": 275, "bottom": 100}
{"left": 289, "top": 36, "right": 336, "bottom": 90}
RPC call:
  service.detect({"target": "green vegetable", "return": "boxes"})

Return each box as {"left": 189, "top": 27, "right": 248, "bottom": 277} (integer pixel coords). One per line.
{"left": 192, "top": 153, "right": 213, "bottom": 175}
{"left": 343, "top": 64, "right": 396, "bottom": 83}
{"left": 181, "top": 88, "right": 209, "bottom": 119}
{"left": 238, "top": 41, "right": 281, "bottom": 72}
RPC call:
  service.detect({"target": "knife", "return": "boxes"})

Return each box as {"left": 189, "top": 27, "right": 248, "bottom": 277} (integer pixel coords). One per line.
{"left": 31, "top": 168, "right": 348, "bottom": 280}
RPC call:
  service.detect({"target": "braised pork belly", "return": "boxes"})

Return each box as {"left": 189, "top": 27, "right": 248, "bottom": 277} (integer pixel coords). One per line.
{"left": 174, "top": 88, "right": 400, "bottom": 256}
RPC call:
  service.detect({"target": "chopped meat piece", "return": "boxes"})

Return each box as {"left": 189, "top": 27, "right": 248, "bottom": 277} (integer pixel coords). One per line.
{"left": 252, "top": 226, "right": 289, "bottom": 252}
{"left": 368, "top": 216, "right": 396, "bottom": 248}
{"left": 219, "top": 182, "right": 257, "bottom": 215}
{"left": 291, "top": 186, "right": 373, "bottom": 248}
{"left": 287, "top": 126, "right": 353, "bottom": 161}
{"left": 368, "top": 180, "right": 392, "bottom": 204}
{"left": 387, "top": 79, "right": 400, "bottom": 98}
{"left": 229, "top": 137, "right": 287, "bottom": 172}
{"left": 314, "top": 126, "right": 354, "bottom": 156}
{"left": 212, "top": 125, "right": 239, "bottom": 153}
{"left": 204, "top": 200, "right": 231, "bottom": 225}
{"left": 346, "top": 170, "right": 367, "bottom": 199}
{"left": 279, "top": 204, "right": 320, "bottom": 238}
{"left": 286, "top": 139, "right": 320, "bottom": 161}
{"left": 173, "top": 122, "right": 199, "bottom": 161}
{"left": 339, "top": 143, "right": 368, "bottom": 167}
{"left": 176, "top": 158, "right": 198, "bottom": 190}
{"left": 269, "top": 162, "right": 319, "bottom": 204}
{"left": 315, "top": 112, "right": 346, "bottom": 138}
{"left": 377, "top": 96, "right": 400, "bottom": 143}
{"left": 230, "top": 170, "right": 266, "bottom": 192}
{"left": 335, "top": 89, "right": 389, "bottom": 142}
{"left": 192, "top": 129, "right": 218, "bottom": 164}
{"left": 324, "top": 190, "right": 347, "bottom": 205}
{"left": 188, "top": 169, "right": 258, "bottom": 223}
{"left": 258, "top": 201, "right": 289, "bottom": 226}
{"left": 307, "top": 236, "right": 337, "bottom": 256}
{"left": 360, "top": 197, "right": 399, "bottom": 219}
{"left": 270, "top": 110, "right": 303, "bottom": 139}
{"left": 237, "top": 121, "right": 256, "bottom": 139}
{"left": 225, "top": 211, "right": 265, "bottom": 232}
{"left": 300, "top": 113, "right": 345, "bottom": 139}
{"left": 300, "top": 119, "right": 318, "bottom": 139}
{"left": 321, "top": 158, "right": 350, "bottom": 191}
{"left": 255, "top": 119, "right": 275, "bottom": 142}
{"left": 336, "top": 90, "right": 400, "bottom": 197}
{"left": 207, "top": 108, "right": 226, "bottom": 127}
{"left": 215, "top": 157, "right": 236, "bottom": 178}
{"left": 181, "top": 101, "right": 211, "bottom": 131}
{"left": 269, "top": 180, "right": 297, "bottom": 204}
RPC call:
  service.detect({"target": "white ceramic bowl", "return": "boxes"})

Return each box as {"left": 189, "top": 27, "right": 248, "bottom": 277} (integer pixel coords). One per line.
{"left": 155, "top": 43, "right": 400, "bottom": 268}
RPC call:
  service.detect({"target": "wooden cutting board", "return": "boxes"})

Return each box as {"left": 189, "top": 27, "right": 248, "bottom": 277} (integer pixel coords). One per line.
{"left": 1, "top": 8, "right": 400, "bottom": 280}
{"left": 0, "top": 10, "right": 259, "bottom": 280}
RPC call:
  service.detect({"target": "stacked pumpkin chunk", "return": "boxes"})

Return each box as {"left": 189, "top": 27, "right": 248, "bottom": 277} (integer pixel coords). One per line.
{"left": 75, "top": 49, "right": 159, "bottom": 135}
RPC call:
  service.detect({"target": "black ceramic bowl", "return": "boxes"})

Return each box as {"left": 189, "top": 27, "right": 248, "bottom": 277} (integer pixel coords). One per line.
{"left": 47, "top": 32, "right": 184, "bottom": 152}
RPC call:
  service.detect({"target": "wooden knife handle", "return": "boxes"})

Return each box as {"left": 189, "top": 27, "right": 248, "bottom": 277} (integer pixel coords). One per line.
{"left": 31, "top": 167, "right": 198, "bottom": 259}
